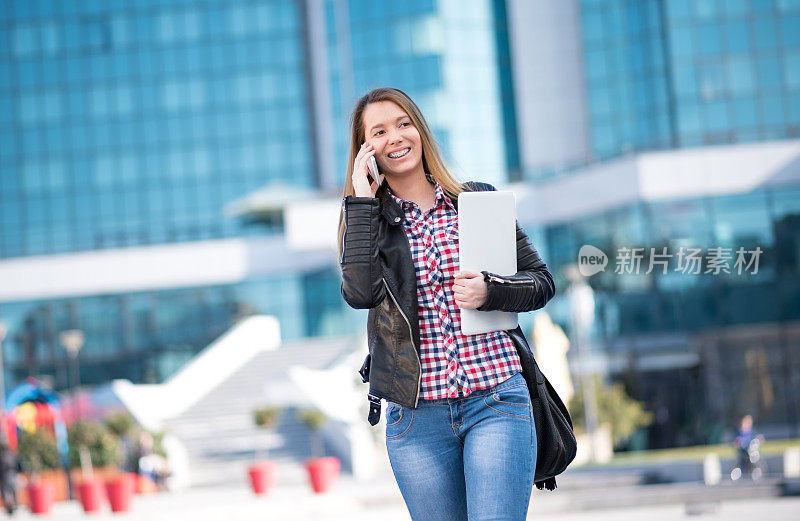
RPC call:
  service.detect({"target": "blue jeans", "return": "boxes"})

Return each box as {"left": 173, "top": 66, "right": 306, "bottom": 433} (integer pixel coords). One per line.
{"left": 385, "top": 372, "right": 537, "bottom": 521}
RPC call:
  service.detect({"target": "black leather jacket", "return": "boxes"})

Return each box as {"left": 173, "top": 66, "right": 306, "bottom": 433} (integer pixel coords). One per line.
{"left": 340, "top": 181, "right": 556, "bottom": 425}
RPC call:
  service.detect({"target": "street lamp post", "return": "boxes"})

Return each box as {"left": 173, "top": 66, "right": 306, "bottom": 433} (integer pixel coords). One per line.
{"left": 59, "top": 328, "right": 84, "bottom": 502}
{"left": 59, "top": 329, "right": 85, "bottom": 417}
{"left": 566, "top": 266, "right": 601, "bottom": 463}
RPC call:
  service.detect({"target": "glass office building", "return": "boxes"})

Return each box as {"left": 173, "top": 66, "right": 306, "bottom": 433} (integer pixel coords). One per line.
{"left": 536, "top": 181, "right": 800, "bottom": 447}
{"left": 0, "top": 1, "right": 517, "bottom": 389}
{"left": 0, "top": 0, "right": 349, "bottom": 388}
{"left": 1, "top": 1, "right": 313, "bottom": 259}
{"left": 509, "top": 0, "right": 800, "bottom": 446}
{"left": 579, "top": 0, "right": 800, "bottom": 162}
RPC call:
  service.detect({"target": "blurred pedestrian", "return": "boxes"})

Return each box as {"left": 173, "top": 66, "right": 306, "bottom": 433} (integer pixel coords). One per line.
{"left": 732, "top": 414, "right": 765, "bottom": 480}
{"left": 735, "top": 415, "right": 755, "bottom": 467}
{"left": 339, "top": 87, "right": 555, "bottom": 521}
{"left": 136, "top": 431, "right": 170, "bottom": 492}
{"left": 0, "top": 439, "right": 24, "bottom": 515}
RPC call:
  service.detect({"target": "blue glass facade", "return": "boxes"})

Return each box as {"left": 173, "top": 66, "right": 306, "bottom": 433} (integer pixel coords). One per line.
{"left": 579, "top": 0, "right": 800, "bottom": 160}
{"left": 544, "top": 187, "right": 799, "bottom": 337}
{"left": 665, "top": 0, "right": 800, "bottom": 147}
{"left": 580, "top": 0, "right": 673, "bottom": 160}
{"left": 0, "top": 0, "right": 311, "bottom": 260}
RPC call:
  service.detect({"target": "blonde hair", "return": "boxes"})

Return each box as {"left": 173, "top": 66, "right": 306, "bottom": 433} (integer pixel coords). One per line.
{"left": 337, "top": 87, "right": 463, "bottom": 254}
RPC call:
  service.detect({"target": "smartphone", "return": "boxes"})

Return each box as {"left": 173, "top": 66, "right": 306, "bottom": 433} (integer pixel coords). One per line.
{"left": 367, "top": 156, "right": 384, "bottom": 187}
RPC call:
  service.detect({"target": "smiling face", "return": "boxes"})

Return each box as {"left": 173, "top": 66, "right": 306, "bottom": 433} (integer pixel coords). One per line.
{"left": 362, "top": 100, "right": 425, "bottom": 182}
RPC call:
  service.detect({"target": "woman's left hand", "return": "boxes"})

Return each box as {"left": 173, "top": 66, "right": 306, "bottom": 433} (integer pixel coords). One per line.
{"left": 453, "top": 271, "right": 487, "bottom": 309}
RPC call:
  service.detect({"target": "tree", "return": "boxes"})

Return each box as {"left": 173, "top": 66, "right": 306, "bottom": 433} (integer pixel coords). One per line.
{"left": 569, "top": 375, "right": 654, "bottom": 448}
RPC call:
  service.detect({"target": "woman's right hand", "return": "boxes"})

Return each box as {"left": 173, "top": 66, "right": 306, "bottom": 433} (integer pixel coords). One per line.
{"left": 352, "top": 142, "right": 380, "bottom": 198}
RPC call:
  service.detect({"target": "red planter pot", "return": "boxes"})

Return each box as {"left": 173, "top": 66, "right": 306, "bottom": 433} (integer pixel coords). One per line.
{"left": 305, "top": 457, "right": 340, "bottom": 494}
{"left": 27, "top": 481, "right": 55, "bottom": 515}
{"left": 78, "top": 479, "right": 105, "bottom": 513}
{"left": 106, "top": 476, "right": 134, "bottom": 513}
{"left": 124, "top": 473, "right": 139, "bottom": 494}
{"left": 248, "top": 461, "right": 278, "bottom": 495}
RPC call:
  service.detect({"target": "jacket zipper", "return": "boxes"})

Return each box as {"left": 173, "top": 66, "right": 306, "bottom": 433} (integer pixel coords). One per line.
{"left": 383, "top": 278, "right": 422, "bottom": 407}
{"left": 339, "top": 199, "right": 347, "bottom": 264}
{"left": 486, "top": 274, "right": 530, "bottom": 285}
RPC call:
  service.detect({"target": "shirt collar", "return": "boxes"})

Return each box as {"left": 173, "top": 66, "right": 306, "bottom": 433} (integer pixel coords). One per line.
{"left": 388, "top": 174, "right": 451, "bottom": 213}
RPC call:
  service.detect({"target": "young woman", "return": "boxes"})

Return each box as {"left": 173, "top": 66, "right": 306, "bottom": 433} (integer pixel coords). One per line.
{"left": 338, "top": 87, "right": 555, "bottom": 521}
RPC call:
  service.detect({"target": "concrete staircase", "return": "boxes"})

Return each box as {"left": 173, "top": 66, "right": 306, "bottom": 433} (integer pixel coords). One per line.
{"left": 163, "top": 334, "right": 360, "bottom": 488}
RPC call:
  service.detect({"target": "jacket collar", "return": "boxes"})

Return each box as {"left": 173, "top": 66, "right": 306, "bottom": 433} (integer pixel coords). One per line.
{"left": 377, "top": 184, "right": 405, "bottom": 225}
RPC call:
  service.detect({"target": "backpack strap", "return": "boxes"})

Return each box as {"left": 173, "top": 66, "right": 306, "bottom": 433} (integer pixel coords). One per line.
{"left": 535, "top": 477, "right": 558, "bottom": 491}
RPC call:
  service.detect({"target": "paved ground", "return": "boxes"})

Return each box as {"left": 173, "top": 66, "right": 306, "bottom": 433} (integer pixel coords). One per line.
{"left": 540, "top": 498, "right": 800, "bottom": 521}
{"left": 7, "top": 477, "right": 800, "bottom": 521}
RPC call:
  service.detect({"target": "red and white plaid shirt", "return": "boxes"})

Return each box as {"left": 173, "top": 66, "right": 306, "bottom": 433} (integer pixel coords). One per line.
{"left": 389, "top": 180, "right": 522, "bottom": 400}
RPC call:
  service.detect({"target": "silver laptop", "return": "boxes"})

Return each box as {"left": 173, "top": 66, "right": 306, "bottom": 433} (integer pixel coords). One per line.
{"left": 457, "top": 191, "right": 519, "bottom": 335}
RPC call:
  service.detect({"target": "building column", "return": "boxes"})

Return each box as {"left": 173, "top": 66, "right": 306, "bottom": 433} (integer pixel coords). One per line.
{"left": 301, "top": 0, "right": 337, "bottom": 191}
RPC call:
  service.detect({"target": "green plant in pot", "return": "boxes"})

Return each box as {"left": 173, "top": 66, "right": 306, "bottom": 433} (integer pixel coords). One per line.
{"left": 254, "top": 407, "right": 281, "bottom": 431}
{"left": 17, "top": 430, "right": 60, "bottom": 515}
{"left": 17, "top": 429, "right": 61, "bottom": 475}
{"left": 247, "top": 406, "right": 282, "bottom": 495}
{"left": 296, "top": 408, "right": 339, "bottom": 494}
{"left": 296, "top": 408, "right": 327, "bottom": 458}
{"left": 67, "top": 420, "right": 124, "bottom": 471}
{"left": 104, "top": 413, "right": 134, "bottom": 439}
